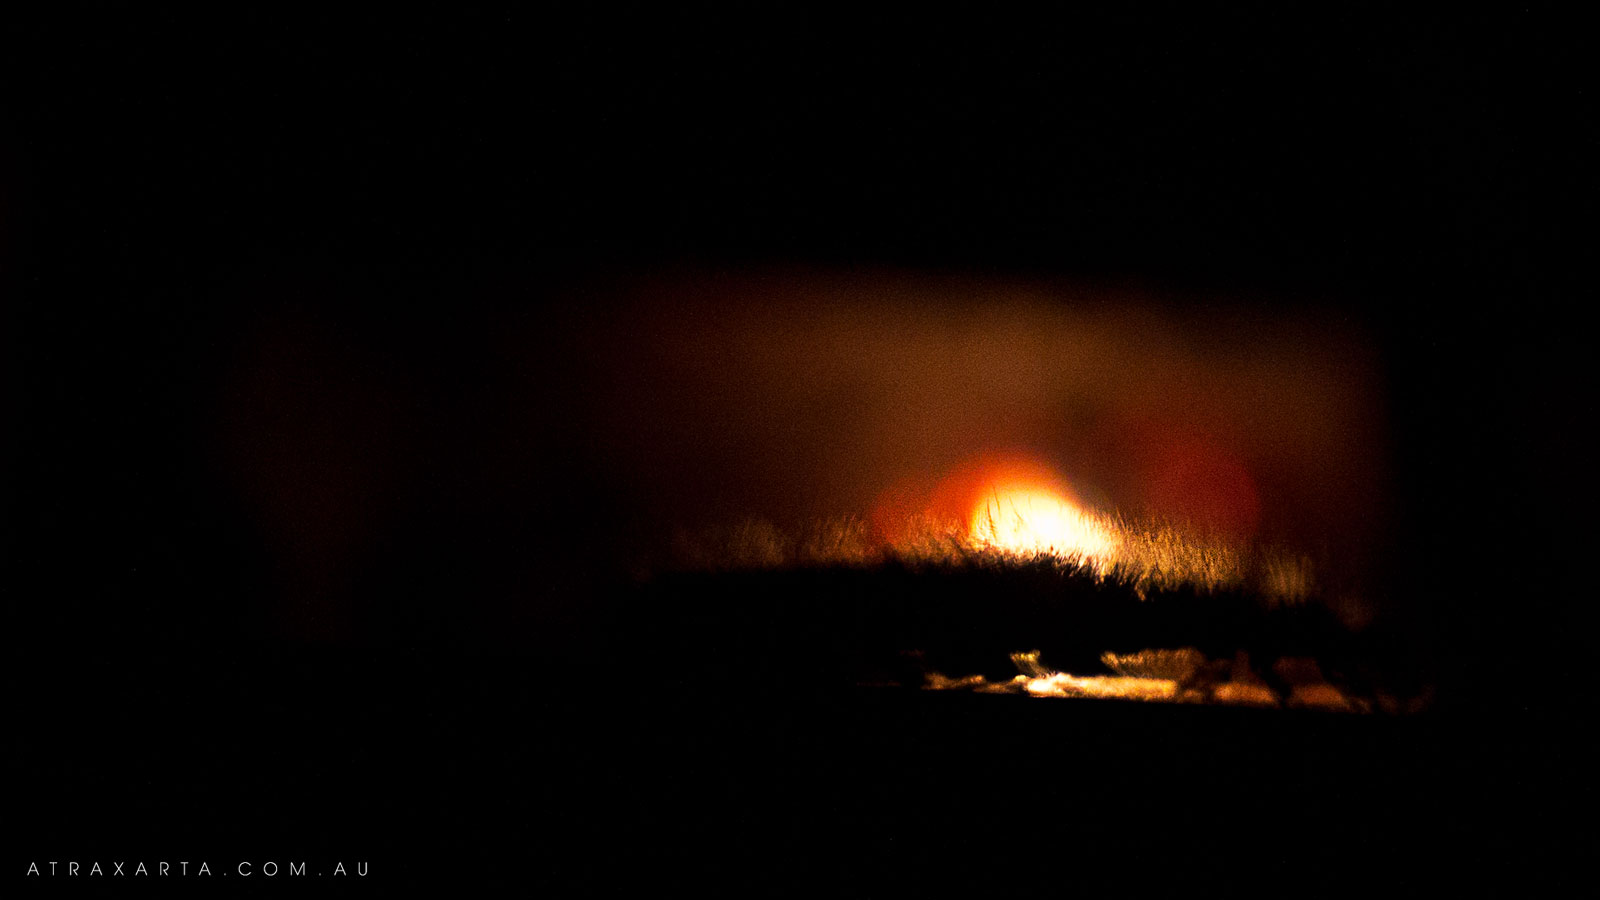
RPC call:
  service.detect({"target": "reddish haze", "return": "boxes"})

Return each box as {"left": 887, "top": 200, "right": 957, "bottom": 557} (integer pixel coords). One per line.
{"left": 536, "top": 269, "right": 1386, "bottom": 580}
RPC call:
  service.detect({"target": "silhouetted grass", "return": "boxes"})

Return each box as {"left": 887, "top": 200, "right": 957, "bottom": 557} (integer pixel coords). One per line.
{"left": 663, "top": 512, "right": 1317, "bottom": 606}
{"left": 629, "top": 513, "right": 1427, "bottom": 713}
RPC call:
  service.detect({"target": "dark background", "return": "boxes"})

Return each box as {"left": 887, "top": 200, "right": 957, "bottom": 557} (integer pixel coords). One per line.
{"left": 7, "top": 6, "right": 1591, "bottom": 890}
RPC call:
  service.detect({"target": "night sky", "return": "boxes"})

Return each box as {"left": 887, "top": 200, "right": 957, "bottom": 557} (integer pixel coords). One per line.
{"left": 6, "top": 7, "right": 1592, "bottom": 886}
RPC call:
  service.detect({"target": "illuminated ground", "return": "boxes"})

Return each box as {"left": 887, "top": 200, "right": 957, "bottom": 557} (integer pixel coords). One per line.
{"left": 625, "top": 552, "right": 1432, "bottom": 716}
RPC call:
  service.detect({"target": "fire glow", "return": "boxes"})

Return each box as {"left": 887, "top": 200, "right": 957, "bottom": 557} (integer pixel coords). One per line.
{"left": 674, "top": 452, "right": 1296, "bottom": 601}
{"left": 970, "top": 485, "right": 1119, "bottom": 566}
{"left": 878, "top": 454, "right": 1268, "bottom": 598}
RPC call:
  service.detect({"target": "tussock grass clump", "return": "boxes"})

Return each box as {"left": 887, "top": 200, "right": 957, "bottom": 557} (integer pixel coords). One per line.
{"left": 663, "top": 511, "right": 1321, "bottom": 610}
{"left": 669, "top": 516, "right": 879, "bottom": 572}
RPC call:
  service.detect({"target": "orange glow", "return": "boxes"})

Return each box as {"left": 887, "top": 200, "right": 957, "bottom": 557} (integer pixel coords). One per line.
{"left": 918, "top": 649, "right": 1389, "bottom": 712}
{"left": 1017, "top": 673, "right": 1179, "bottom": 701}
{"left": 970, "top": 484, "right": 1118, "bottom": 563}
{"left": 676, "top": 452, "right": 1310, "bottom": 601}
{"left": 907, "top": 454, "right": 1122, "bottom": 564}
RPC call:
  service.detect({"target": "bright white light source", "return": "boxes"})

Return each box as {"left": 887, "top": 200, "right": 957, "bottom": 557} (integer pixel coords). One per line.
{"left": 970, "top": 486, "right": 1118, "bottom": 563}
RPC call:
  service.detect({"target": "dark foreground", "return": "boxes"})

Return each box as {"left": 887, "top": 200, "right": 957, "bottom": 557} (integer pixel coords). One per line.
{"left": 15, "top": 636, "right": 1585, "bottom": 893}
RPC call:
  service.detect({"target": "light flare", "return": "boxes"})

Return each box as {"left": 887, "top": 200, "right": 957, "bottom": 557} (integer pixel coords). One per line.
{"left": 970, "top": 485, "right": 1119, "bottom": 565}
{"left": 1017, "top": 672, "right": 1179, "bottom": 701}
